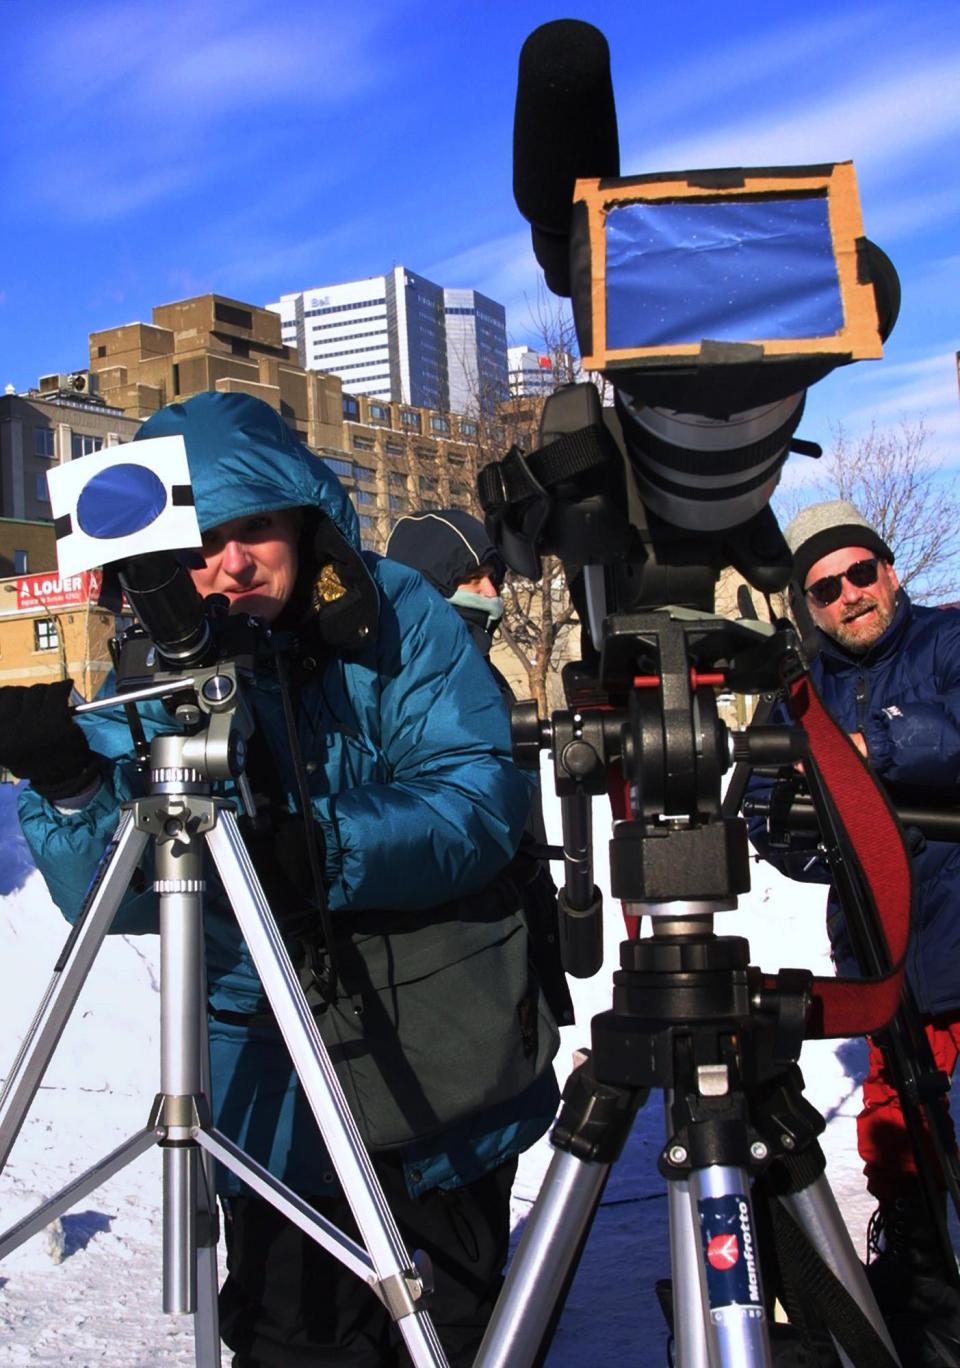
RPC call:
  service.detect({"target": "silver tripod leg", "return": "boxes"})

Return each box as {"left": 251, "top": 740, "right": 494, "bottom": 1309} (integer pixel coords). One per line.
{"left": 206, "top": 811, "right": 449, "bottom": 1368}
{"left": 669, "top": 1178, "right": 711, "bottom": 1368}
{"left": 193, "top": 983, "right": 222, "bottom": 1368}
{"left": 679, "top": 1165, "right": 772, "bottom": 1368}
{"left": 0, "top": 809, "right": 148, "bottom": 1170}
{"left": 780, "top": 1173, "right": 901, "bottom": 1367}
{"left": 474, "top": 1145, "right": 609, "bottom": 1367}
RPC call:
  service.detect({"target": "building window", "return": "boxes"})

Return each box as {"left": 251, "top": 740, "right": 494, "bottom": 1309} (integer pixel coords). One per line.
{"left": 351, "top": 434, "right": 375, "bottom": 451}
{"left": 353, "top": 463, "right": 376, "bottom": 483}
{"left": 400, "top": 411, "right": 421, "bottom": 432}
{"left": 355, "top": 488, "right": 376, "bottom": 506}
{"left": 460, "top": 420, "right": 478, "bottom": 438}
{"left": 389, "top": 494, "right": 406, "bottom": 512}
{"left": 324, "top": 456, "right": 353, "bottom": 478}
{"left": 35, "top": 474, "right": 50, "bottom": 502}
{"left": 34, "top": 428, "right": 55, "bottom": 458}
{"left": 388, "top": 471, "right": 406, "bottom": 488}
{"left": 14, "top": 549, "right": 28, "bottom": 575}
{"left": 419, "top": 476, "right": 438, "bottom": 494}
{"left": 71, "top": 434, "right": 104, "bottom": 459}
{"left": 342, "top": 395, "right": 360, "bottom": 419}
{"left": 368, "top": 402, "right": 391, "bottom": 425}
{"left": 358, "top": 514, "right": 375, "bottom": 531}
{"left": 429, "top": 415, "right": 450, "bottom": 434}
{"left": 385, "top": 441, "right": 404, "bottom": 456}
{"left": 34, "top": 618, "right": 59, "bottom": 652}
{"left": 214, "top": 302, "right": 253, "bottom": 330}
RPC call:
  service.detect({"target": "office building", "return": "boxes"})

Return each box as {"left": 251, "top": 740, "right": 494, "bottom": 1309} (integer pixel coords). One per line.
{"left": 507, "top": 345, "right": 577, "bottom": 397}
{"left": 268, "top": 268, "right": 508, "bottom": 415}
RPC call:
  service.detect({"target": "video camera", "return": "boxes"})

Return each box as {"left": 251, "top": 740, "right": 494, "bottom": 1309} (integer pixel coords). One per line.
{"left": 480, "top": 18, "right": 899, "bottom": 661}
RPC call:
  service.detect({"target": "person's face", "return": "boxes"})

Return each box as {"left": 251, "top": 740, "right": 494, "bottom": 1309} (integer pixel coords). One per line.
{"left": 189, "top": 508, "right": 301, "bottom": 624}
{"left": 457, "top": 562, "right": 501, "bottom": 599}
{"left": 803, "top": 544, "right": 899, "bottom": 653}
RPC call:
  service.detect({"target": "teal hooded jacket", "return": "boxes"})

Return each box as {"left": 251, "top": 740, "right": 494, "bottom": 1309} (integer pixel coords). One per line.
{"left": 19, "top": 392, "right": 560, "bottom": 1196}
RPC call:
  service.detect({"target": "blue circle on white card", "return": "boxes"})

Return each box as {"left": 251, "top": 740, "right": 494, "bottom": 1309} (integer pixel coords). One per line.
{"left": 76, "top": 464, "right": 169, "bottom": 539}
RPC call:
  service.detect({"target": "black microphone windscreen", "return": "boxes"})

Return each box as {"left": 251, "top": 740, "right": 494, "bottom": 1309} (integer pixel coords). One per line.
{"left": 513, "top": 20, "right": 620, "bottom": 236}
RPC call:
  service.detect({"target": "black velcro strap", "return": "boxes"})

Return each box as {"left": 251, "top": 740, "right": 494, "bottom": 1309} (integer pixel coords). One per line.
{"left": 525, "top": 425, "right": 610, "bottom": 490}
{"left": 771, "top": 1199, "right": 899, "bottom": 1368}
{"left": 171, "top": 485, "right": 194, "bottom": 506}
{"left": 54, "top": 514, "right": 73, "bottom": 539}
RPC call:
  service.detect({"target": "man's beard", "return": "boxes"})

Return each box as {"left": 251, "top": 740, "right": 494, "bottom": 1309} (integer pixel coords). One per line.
{"left": 832, "top": 596, "right": 896, "bottom": 653}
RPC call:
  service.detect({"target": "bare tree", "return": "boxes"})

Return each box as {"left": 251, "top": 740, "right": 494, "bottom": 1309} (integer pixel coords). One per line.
{"left": 774, "top": 418, "right": 960, "bottom": 603}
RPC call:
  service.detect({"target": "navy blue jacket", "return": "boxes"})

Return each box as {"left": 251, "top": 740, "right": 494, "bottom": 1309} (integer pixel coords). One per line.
{"left": 747, "top": 590, "right": 960, "bottom": 1016}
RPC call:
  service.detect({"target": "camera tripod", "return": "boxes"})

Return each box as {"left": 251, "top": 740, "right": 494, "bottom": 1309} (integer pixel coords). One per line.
{"left": 476, "top": 613, "right": 903, "bottom": 1368}
{"left": 0, "top": 661, "right": 449, "bottom": 1368}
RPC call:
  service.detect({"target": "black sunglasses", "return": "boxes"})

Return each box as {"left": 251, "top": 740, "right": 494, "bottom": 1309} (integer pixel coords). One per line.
{"left": 805, "top": 557, "right": 881, "bottom": 608}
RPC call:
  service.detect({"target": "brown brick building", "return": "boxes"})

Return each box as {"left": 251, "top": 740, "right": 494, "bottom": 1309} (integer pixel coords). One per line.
{"left": 88, "top": 294, "right": 344, "bottom": 453}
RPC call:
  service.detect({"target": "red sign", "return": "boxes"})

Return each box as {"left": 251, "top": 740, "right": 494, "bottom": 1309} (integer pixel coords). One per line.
{"left": 15, "top": 569, "right": 102, "bottom": 612}
{"left": 538, "top": 355, "right": 553, "bottom": 369}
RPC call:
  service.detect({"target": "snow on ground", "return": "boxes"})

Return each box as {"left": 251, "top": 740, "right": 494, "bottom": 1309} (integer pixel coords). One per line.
{"left": 0, "top": 773, "right": 885, "bottom": 1365}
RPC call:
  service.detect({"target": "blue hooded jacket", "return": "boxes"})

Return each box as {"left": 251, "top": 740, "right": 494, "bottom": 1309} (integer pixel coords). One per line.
{"left": 19, "top": 391, "right": 559, "bottom": 1195}
{"left": 747, "top": 589, "right": 960, "bottom": 1016}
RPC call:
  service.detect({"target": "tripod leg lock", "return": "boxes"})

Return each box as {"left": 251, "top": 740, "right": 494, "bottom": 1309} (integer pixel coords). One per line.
{"left": 372, "top": 1252, "right": 433, "bottom": 1321}
{"left": 550, "top": 1051, "right": 649, "bottom": 1165}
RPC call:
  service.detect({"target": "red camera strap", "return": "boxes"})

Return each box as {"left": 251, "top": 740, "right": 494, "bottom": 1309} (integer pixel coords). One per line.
{"left": 777, "top": 666, "right": 911, "bottom": 1039}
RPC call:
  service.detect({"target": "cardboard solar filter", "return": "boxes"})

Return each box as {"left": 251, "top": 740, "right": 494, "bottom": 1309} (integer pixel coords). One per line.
{"left": 46, "top": 435, "right": 202, "bottom": 578}
{"left": 568, "top": 161, "right": 884, "bottom": 375}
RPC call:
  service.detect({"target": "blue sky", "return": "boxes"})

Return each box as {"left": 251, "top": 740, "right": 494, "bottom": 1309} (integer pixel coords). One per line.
{"left": 2, "top": 0, "right": 958, "bottom": 478}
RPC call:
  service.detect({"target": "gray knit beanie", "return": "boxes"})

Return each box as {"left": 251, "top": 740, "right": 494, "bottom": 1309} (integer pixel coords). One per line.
{"left": 783, "top": 500, "right": 894, "bottom": 588}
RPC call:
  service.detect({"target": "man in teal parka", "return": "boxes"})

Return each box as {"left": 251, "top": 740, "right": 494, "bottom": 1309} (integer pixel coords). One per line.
{"left": 1, "top": 392, "right": 561, "bottom": 1367}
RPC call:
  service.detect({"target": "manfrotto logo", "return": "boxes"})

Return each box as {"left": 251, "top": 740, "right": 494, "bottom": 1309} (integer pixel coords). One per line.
{"left": 738, "top": 1200, "right": 761, "bottom": 1303}
{"left": 707, "top": 1233, "right": 739, "bottom": 1270}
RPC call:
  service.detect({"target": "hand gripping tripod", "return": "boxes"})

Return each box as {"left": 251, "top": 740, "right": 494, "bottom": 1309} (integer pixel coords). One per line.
{"left": 475, "top": 613, "right": 903, "bottom": 1368}
{"left": 0, "top": 660, "right": 449, "bottom": 1368}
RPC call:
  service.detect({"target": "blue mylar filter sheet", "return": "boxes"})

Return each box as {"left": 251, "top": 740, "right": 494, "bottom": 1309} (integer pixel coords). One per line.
{"left": 604, "top": 196, "right": 844, "bottom": 350}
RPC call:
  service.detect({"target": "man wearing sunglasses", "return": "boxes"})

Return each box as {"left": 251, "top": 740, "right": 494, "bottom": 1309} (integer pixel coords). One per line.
{"left": 747, "top": 499, "right": 960, "bottom": 1365}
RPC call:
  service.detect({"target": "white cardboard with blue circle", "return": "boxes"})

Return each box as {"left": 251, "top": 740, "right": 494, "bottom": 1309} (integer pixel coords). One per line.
{"left": 46, "top": 435, "right": 202, "bottom": 578}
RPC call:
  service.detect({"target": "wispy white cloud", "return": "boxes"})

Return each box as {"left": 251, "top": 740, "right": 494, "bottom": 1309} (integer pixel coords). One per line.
{"left": 616, "top": 8, "right": 894, "bottom": 137}
{"left": 11, "top": 1, "right": 400, "bottom": 222}
{"left": 865, "top": 186, "right": 960, "bottom": 242}
{"left": 630, "top": 53, "right": 960, "bottom": 184}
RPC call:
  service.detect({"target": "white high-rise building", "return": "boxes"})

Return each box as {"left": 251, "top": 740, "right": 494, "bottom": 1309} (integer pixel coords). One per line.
{"left": 507, "top": 345, "right": 578, "bottom": 397}
{"left": 268, "top": 268, "right": 508, "bottom": 415}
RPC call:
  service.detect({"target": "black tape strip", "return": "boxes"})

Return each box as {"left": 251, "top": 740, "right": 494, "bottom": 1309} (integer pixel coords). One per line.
{"left": 54, "top": 514, "right": 72, "bottom": 540}
{"left": 855, "top": 237, "right": 871, "bottom": 285}
{"left": 595, "top": 164, "right": 836, "bottom": 193}
{"left": 171, "top": 485, "right": 194, "bottom": 506}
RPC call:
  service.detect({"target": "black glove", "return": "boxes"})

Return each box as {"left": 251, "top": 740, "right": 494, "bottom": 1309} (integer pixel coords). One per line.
{"left": 0, "top": 681, "right": 103, "bottom": 802}
{"left": 240, "top": 810, "right": 327, "bottom": 938}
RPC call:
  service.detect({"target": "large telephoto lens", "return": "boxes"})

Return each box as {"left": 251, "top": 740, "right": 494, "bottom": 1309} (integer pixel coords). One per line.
{"left": 117, "top": 552, "right": 211, "bottom": 666}
{"left": 615, "top": 388, "right": 806, "bottom": 532}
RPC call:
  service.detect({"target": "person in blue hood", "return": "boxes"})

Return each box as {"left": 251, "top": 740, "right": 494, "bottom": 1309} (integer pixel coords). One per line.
{"left": 0, "top": 392, "right": 561, "bottom": 1368}
{"left": 746, "top": 499, "right": 960, "bottom": 1366}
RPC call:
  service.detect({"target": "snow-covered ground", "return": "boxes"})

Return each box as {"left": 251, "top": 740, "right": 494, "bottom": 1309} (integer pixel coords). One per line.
{"left": 0, "top": 772, "right": 882, "bottom": 1365}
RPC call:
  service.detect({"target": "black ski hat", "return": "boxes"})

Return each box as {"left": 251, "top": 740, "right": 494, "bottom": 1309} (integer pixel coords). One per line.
{"left": 386, "top": 509, "right": 506, "bottom": 597}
